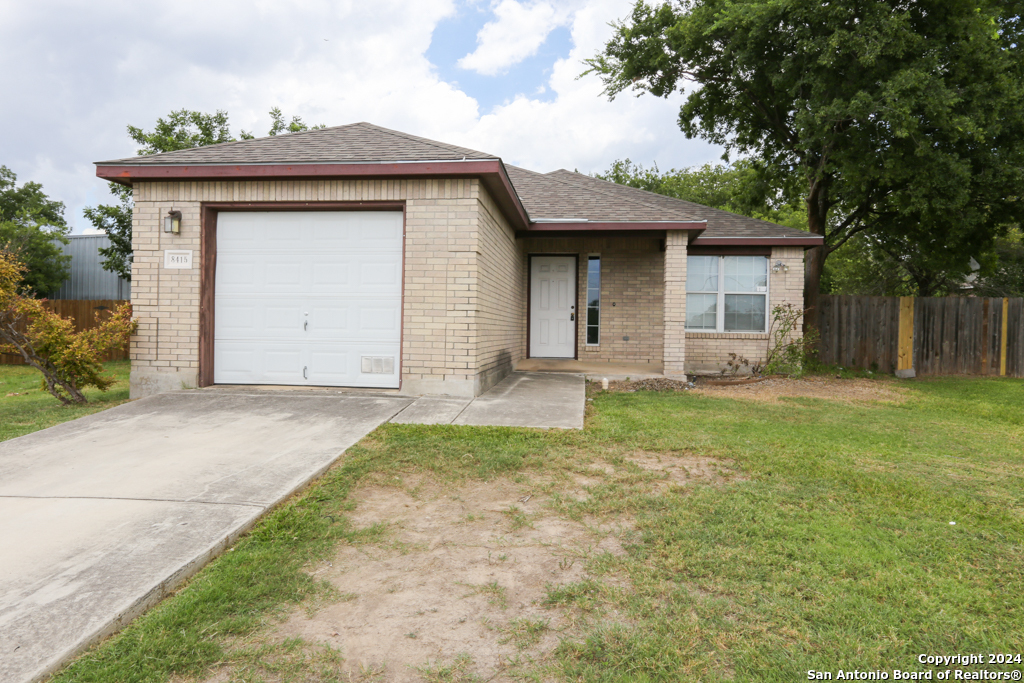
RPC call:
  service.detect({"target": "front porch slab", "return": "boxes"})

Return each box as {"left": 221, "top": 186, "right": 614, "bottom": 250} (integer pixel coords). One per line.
{"left": 515, "top": 358, "right": 665, "bottom": 381}
{"left": 392, "top": 372, "right": 584, "bottom": 430}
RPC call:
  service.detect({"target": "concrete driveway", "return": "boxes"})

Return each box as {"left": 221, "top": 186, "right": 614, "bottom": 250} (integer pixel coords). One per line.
{"left": 0, "top": 390, "right": 412, "bottom": 683}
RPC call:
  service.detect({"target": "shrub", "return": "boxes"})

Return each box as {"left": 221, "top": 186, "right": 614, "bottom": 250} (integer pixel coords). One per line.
{"left": 763, "top": 304, "right": 819, "bottom": 376}
{"left": 0, "top": 251, "right": 136, "bottom": 404}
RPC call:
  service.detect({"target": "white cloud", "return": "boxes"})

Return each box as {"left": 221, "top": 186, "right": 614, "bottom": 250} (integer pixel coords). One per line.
{"left": 0, "top": 0, "right": 720, "bottom": 233}
{"left": 450, "top": 0, "right": 721, "bottom": 174}
{"left": 457, "top": 0, "right": 572, "bottom": 76}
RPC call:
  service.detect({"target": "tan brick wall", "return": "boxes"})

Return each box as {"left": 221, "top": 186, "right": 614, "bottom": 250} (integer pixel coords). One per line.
{"left": 130, "top": 178, "right": 485, "bottom": 397}
{"left": 475, "top": 186, "right": 526, "bottom": 391}
{"left": 663, "top": 231, "right": 688, "bottom": 377}
{"left": 684, "top": 246, "right": 806, "bottom": 374}
{"left": 521, "top": 235, "right": 665, "bottom": 365}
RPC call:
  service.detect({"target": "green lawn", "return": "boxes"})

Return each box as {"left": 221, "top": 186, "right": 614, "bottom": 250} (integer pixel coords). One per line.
{"left": 0, "top": 360, "right": 131, "bottom": 442}
{"left": 46, "top": 376, "right": 1024, "bottom": 682}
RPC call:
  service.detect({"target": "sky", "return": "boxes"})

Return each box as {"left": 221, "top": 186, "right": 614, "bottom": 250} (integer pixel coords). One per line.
{"left": 0, "top": 0, "right": 722, "bottom": 233}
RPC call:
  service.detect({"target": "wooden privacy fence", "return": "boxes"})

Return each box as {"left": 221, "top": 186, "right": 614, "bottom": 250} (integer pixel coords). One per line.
{"left": 817, "top": 295, "right": 1024, "bottom": 377}
{"left": 0, "top": 300, "right": 130, "bottom": 365}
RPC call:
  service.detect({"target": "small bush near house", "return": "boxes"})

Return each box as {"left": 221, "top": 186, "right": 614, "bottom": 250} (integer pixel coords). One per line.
{"left": 763, "top": 303, "right": 818, "bottom": 376}
{"left": 0, "top": 251, "right": 136, "bottom": 404}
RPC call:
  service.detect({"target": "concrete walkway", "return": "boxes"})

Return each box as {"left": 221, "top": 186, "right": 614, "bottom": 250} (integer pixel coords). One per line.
{"left": 391, "top": 372, "right": 585, "bottom": 429}
{"left": 0, "top": 391, "right": 412, "bottom": 683}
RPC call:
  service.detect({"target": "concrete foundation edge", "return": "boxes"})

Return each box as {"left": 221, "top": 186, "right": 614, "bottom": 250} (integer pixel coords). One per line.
{"left": 401, "top": 377, "right": 477, "bottom": 398}
{"left": 130, "top": 369, "right": 199, "bottom": 399}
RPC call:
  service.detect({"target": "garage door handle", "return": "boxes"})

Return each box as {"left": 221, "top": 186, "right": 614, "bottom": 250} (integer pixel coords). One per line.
{"left": 303, "top": 366, "right": 308, "bottom": 380}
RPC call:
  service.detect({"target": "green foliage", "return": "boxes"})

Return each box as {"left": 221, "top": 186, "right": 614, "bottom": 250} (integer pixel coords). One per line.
{"left": 0, "top": 166, "right": 70, "bottom": 296}
{"left": 90, "top": 108, "right": 326, "bottom": 279}
{"left": 0, "top": 361, "right": 130, "bottom": 442}
{"left": 0, "top": 252, "right": 136, "bottom": 404}
{"left": 126, "top": 109, "right": 235, "bottom": 155}
{"left": 972, "top": 228, "right": 1024, "bottom": 298}
{"left": 587, "top": 0, "right": 1024, "bottom": 303}
{"left": 762, "top": 303, "right": 818, "bottom": 375}
{"left": 83, "top": 183, "right": 133, "bottom": 281}
{"left": 265, "top": 106, "right": 327, "bottom": 137}
{"left": 596, "top": 158, "right": 808, "bottom": 231}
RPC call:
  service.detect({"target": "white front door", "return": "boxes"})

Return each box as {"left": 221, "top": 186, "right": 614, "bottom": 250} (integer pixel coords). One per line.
{"left": 214, "top": 211, "right": 403, "bottom": 388}
{"left": 530, "top": 255, "right": 576, "bottom": 358}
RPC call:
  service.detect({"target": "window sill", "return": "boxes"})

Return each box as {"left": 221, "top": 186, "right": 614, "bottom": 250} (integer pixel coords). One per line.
{"left": 686, "top": 331, "right": 769, "bottom": 340}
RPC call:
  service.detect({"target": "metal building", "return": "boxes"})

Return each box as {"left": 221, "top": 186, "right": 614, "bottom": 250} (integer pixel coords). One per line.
{"left": 51, "top": 234, "right": 130, "bottom": 300}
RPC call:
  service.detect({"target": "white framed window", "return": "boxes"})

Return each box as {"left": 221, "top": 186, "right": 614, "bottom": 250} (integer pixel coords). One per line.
{"left": 586, "top": 255, "right": 601, "bottom": 345}
{"left": 686, "top": 255, "right": 768, "bottom": 332}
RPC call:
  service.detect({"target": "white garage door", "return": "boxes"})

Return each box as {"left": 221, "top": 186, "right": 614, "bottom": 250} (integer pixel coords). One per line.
{"left": 214, "top": 211, "right": 403, "bottom": 388}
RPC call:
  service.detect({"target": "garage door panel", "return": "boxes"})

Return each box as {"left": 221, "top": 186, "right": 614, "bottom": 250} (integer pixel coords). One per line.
{"left": 214, "top": 211, "right": 402, "bottom": 388}
{"left": 216, "top": 303, "right": 261, "bottom": 336}
{"left": 310, "top": 341, "right": 400, "bottom": 388}
{"left": 358, "top": 306, "right": 401, "bottom": 333}
{"left": 358, "top": 260, "right": 401, "bottom": 289}
{"left": 311, "top": 262, "right": 351, "bottom": 287}
{"left": 216, "top": 260, "right": 257, "bottom": 288}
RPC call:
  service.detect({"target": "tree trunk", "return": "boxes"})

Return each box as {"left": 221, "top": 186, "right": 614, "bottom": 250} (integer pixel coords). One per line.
{"left": 804, "top": 178, "right": 830, "bottom": 332}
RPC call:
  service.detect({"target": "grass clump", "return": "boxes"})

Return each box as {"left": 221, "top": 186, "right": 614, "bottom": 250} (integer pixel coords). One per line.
{"left": 0, "top": 360, "right": 130, "bottom": 442}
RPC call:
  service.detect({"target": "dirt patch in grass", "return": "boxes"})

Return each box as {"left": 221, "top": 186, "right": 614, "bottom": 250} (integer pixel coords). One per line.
{"left": 692, "top": 376, "right": 907, "bottom": 404}
{"left": 246, "top": 460, "right": 729, "bottom": 683}
{"left": 272, "top": 474, "right": 633, "bottom": 681}
{"left": 624, "top": 450, "right": 744, "bottom": 489}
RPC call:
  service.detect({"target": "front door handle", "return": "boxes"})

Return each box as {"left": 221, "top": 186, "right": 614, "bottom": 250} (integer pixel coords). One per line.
{"left": 304, "top": 320, "right": 308, "bottom": 331}
{"left": 570, "top": 313, "right": 575, "bottom": 321}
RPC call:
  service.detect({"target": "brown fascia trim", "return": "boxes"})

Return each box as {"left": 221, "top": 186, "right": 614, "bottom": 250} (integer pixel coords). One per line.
{"left": 521, "top": 221, "right": 706, "bottom": 234}
{"left": 691, "top": 236, "right": 824, "bottom": 247}
{"left": 95, "top": 159, "right": 532, "bottom": 231}
{"left": 520, "top": 229, "right": 669, "bottom": 240}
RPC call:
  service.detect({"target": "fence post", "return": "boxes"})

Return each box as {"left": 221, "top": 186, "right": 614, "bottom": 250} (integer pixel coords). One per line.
{"left": 896, "top": 296, "right": 916, "bottom": 378}
{"left": 1001, "top": 297, "right": 1009, "bottom": 377}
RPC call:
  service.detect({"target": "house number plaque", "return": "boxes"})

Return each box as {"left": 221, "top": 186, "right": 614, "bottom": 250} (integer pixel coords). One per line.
{"left": 164, "top": 250, "right": 193, "bottom": 269}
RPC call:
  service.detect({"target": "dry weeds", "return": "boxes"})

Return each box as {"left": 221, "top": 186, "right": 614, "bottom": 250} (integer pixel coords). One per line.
{"left": 692, "top": 376, "right": 907, "bottom": 404}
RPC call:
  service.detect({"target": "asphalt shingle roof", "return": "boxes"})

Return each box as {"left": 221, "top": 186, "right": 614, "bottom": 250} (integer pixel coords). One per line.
{"left": 513, "top": 168, "right": 811, "bottom": 239}
{"left": 97, "top": 122, "right": 812, "bottom": 240}
{"left": 97, "top": 122, "right": 497, "bottom": 165}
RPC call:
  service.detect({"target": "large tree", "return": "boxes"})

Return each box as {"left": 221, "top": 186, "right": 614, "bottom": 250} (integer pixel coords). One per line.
{"left": 0, "top": 165, "right": 71, "bottom": 296}
{"left": 87, "top": 108, "right": 325, "bottom": 280}
{"left": 587, "top": 0, "right": 1024, "bottom": 317}
{"left": 596, "top": 158, "right": 808, "bottom": 230}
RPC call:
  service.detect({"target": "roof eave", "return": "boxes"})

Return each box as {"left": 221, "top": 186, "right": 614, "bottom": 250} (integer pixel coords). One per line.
{"left": 691, "top": 235, "right": 824, "bottom": 247}
{"left": 524, "top": 221, "right": 707, "bottom": 233}
{"left": 94, "top": 160, "right": 531, "bottom": 231}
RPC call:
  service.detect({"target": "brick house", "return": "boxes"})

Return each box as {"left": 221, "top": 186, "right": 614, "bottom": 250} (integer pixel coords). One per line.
{"left": 95, "top": 123, "right": 821, "bottom": 399}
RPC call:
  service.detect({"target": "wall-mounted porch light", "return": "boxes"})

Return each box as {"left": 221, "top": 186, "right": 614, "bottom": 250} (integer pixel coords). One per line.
{"left": 771, "top": 260, "right": 789, "bottom": 274}
{"left": 164, "top": 210, "right": 182, "bottom": 234}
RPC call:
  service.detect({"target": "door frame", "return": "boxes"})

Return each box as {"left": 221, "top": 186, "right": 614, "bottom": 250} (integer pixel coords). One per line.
{"left": 526, "top": 253, "right": 579, "bottom": 360}
{"left": 199, "top": 201, "right": 407, "bottom": 388}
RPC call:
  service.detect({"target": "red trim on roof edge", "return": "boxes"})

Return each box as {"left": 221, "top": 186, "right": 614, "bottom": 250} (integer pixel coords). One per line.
{"left": 95, "top": 160, "right": 500, "bottom": 180}
{"left": 526, "top": 221, "right": 706, "bottom": 232}
{"left": 691, "top": 236, "right": 823, "bottom": 246}
{"left": 95, "top": 159, "right": 533, "bottom": 231}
